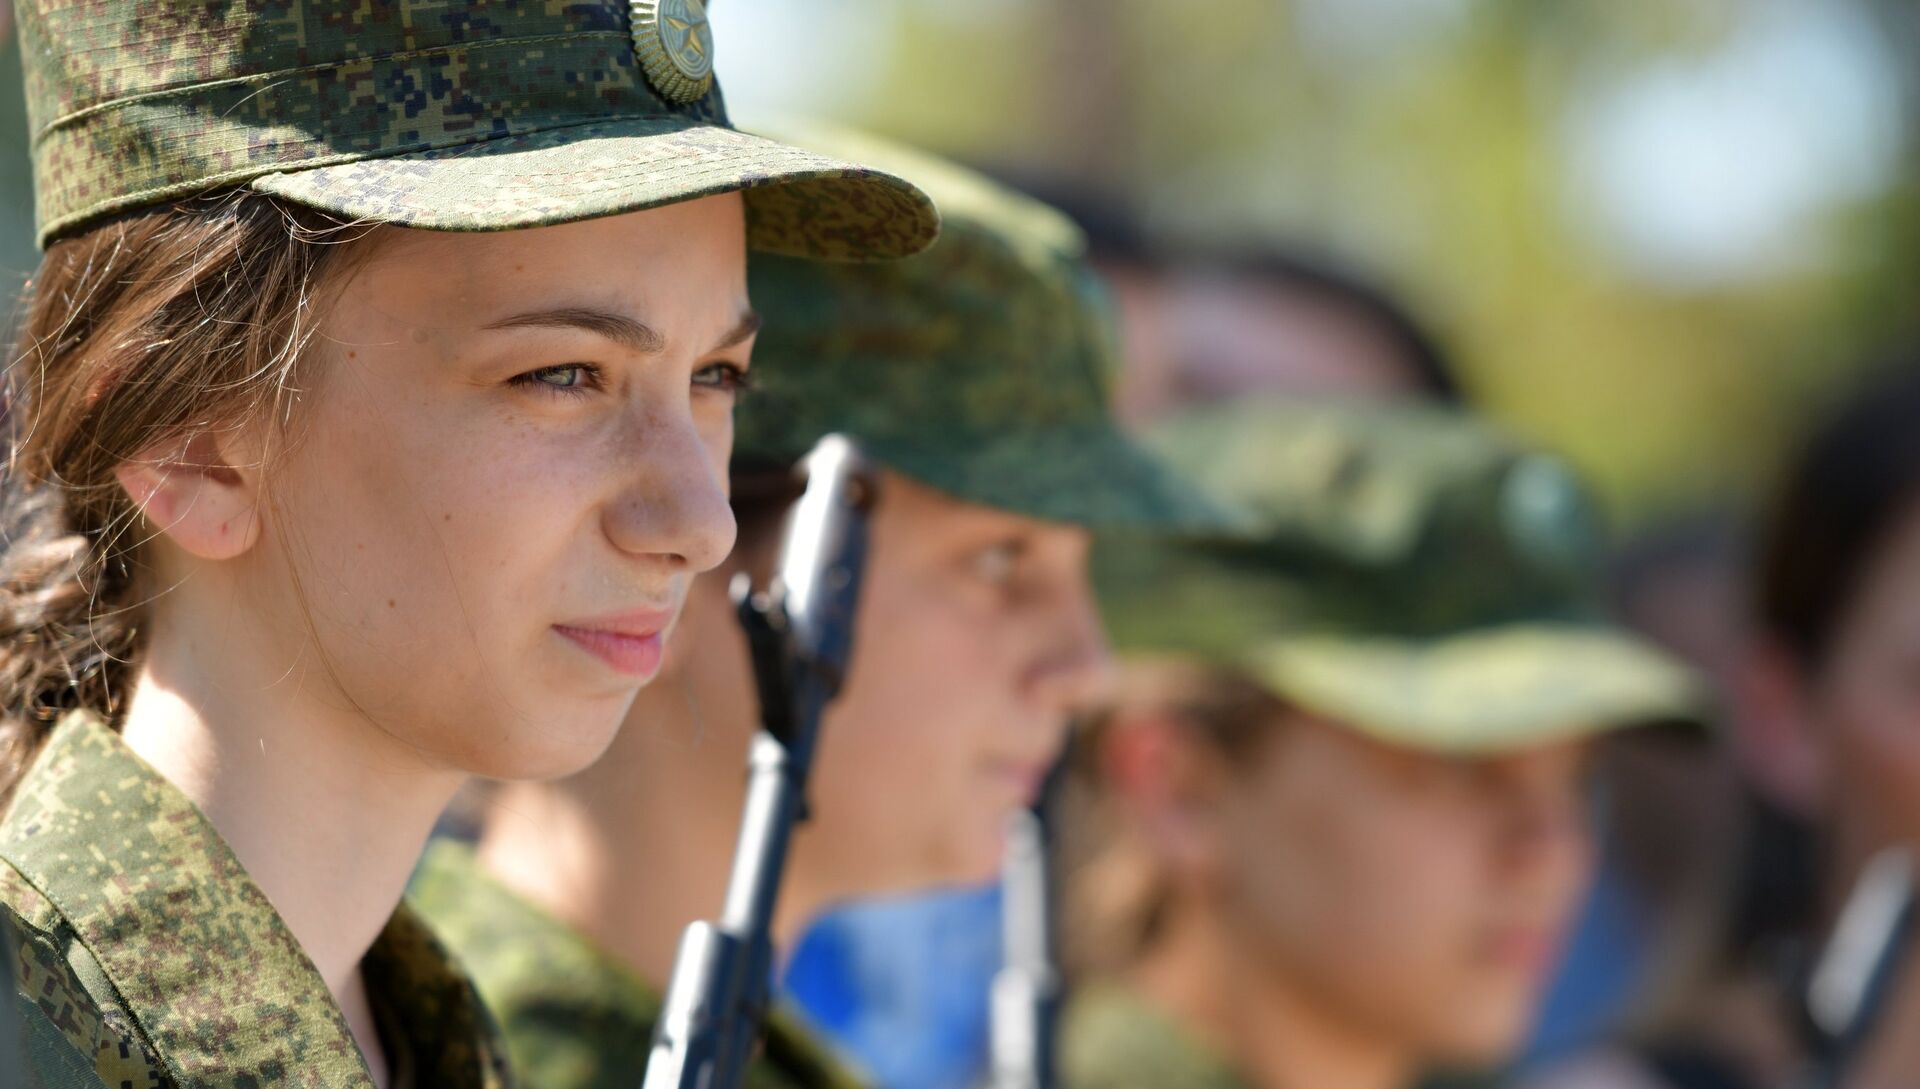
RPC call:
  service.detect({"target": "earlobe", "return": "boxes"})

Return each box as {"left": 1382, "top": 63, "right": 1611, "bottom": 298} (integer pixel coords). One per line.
{"left": 114, "top": 429, "right": 263, "bottom": 562}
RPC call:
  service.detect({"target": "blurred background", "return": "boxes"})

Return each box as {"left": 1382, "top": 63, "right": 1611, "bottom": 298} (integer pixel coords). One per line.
{"left": 707, "top": 3, "right": 1918, "bottom": 1089}
{"left": 0, "top": 2, "right": 1911, "bottom": 1087}
{"left": 705, "top": 0, "right": 1920, "bottom": 522}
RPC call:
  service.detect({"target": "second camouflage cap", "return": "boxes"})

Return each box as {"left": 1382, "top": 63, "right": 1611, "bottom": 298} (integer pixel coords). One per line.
{"left": 1099, "top": 399, "right": 1703, "bottom": 753}
{"left": 17, "top": 2, "right": 939, "bottom": 257}
{"left": 734, "top": 122, "right": 1229, "bottom": 533}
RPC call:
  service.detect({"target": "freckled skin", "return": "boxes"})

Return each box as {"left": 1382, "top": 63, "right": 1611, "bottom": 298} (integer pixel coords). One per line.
{"left": 241, "top": 195, "right": 751, "bottom": 781}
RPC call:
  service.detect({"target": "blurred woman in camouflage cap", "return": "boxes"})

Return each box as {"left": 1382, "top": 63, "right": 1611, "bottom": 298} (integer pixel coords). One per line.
{"left": 1060, "top": 401, "right": 1703, "bottom": 1089}
{"left": 0, "top": 2, "right": 937, "bottom": 1085}
{"left": 407, "top": 125, "right": 1231, "bottom": 1089}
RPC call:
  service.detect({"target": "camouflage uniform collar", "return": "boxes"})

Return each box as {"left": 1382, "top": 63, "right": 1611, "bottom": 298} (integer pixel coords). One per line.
{"left": 0, "top": 712, "right": 509, "bottom": 1088}
{"left": 1061, "top": 987, "right": 1254, "bottom": 1089}
{"left": 411, "top": 841, "right": 865, "bottom": 1089}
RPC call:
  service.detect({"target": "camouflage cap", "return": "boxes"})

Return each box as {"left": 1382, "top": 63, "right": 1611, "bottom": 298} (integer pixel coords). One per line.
{"left": 1098, "top": 399, "right": 1704, "bottom": 753}
{"left": 16, "top": 2, "right": 939, "bottom": 258}
{"left": 734, "top": 121, "right": 1228, "bottom": 533}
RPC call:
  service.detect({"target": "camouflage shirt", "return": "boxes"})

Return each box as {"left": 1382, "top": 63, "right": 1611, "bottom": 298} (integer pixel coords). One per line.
{"left": 409, "top": 842, "right": 864, "bottom": 1089}
{"left": 1061, "top": 988, "right": 1253, "bottom": 1089}
{"left": 0, "top": 711, "right": 513, "bottom": 1088}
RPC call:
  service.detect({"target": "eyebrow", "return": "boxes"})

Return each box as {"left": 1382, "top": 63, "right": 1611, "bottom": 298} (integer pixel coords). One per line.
{"left": 482, "top": 306, "right": 762, "bottom": 356}
{"left": 483, "top": 307, "right": 665, "bottom": 353}
{"left": 712, "top": 310, "right": 764, "bottom": 354}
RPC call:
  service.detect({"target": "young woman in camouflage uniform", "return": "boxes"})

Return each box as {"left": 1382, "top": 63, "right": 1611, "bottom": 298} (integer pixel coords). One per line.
{"left": 1060, "top": 403, "right": 1703, "bottom": 1089}
{"left": 407, "top": 128, "right": 1228, "bottom": 1089}
{"left": 0, "top": 4, "right": 935, "bottom": 1086}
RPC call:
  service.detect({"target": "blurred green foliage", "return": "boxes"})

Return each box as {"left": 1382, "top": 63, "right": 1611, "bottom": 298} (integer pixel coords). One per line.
{"left": 0, "top": 3, "right": 1911, "bottom": 529}
{"left": 743, "top": 0, "right": 1919, "bottom": 527}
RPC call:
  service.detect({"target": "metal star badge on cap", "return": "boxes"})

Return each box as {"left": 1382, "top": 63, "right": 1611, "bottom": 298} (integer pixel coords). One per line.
{"left": 632, "top": 0, "right": 716, "bottom": 104}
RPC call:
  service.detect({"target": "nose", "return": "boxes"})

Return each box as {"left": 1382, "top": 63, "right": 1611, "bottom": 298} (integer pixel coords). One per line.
{"left": 1025, "top": 568, "right": 1117, "bottom": 717}
{"left": 601, "top": 403, "right": 736, "bottom": 576}
{"left": 1496, "top": 771, "right": 1597, "bottom": 902}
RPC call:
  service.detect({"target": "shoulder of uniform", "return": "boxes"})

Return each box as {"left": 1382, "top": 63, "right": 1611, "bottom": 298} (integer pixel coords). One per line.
{"left": 1061, "top": 988, "right": 1252, "bottom": 1089}
{"left": 756, "top": 1008, "right": 871, "bottom": 1089}
{"left": 0, "top": 860, "right": 168, "bottom": 1088}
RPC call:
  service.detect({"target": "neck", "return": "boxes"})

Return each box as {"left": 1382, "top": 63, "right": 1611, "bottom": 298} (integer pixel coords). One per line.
{"left": 118, "top": 603, "right": 463, "bottom": 1010}
{"left": 1131, "top": 898, "right": 1415, "bottom": 1089}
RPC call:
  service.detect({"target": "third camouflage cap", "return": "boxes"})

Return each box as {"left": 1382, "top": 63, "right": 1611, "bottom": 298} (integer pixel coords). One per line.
{"left": 16, "top": 1, "right": 939, "bottom": 258}
{"left": 1099, "top": 399, "right": 1704, "bottom": 753}
{"left": 734, "top": 121, "right": 1231, "bottom": 533}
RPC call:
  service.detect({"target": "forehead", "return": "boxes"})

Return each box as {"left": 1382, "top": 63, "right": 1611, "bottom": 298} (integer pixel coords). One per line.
{"left": 1169, "top": 278, "right": 1418, "bottom": 399}
{"left": 345, "top": 195, "right": 748, "bottom": 313}
{"left": 1271, "top": 713, "right": 1591, "bottom": 783}
{"left": 876, "top": 470, "right": 1084, "bottom": 545}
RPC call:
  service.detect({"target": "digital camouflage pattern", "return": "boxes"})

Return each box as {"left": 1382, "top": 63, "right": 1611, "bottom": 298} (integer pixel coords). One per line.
{"left": 0, "top": 712, "right": 512, "bottom": 1089}
{"left": 1060, "top": 988, "right": 1250, "bottom": 1089}
{"left": 16, "top": 1, "right": 939, "bottom": 258}
{"left": 735, "top": 122, "right": 1232, "bottom": 533}
{"left": 1097, "top": 399, "right": 1703, "bottom": 753}
{"left": 410, "top": 842, "right": 866, "bottom": 1089}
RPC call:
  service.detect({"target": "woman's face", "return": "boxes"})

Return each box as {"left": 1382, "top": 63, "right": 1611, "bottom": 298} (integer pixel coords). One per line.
{"left": 240, "top": 195, "right": 751, "bottom": 780}
{"left": 791, "top": 472, "right": 1112, "bottom": 896}
{"left": 1808, "top": 502, "right": 1920, "bottom": 847}
{"left": 1205, "top": 716, "right": 1595, "bottom": 1065}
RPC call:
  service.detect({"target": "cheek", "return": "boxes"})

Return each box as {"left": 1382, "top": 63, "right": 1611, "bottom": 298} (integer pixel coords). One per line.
{"left": 1230, "top": 777, "right": 1487, "bottom": 968}
{"left": 263, "top": 368, "right": 615, "bottom": 751}
{"left": 1825, "top": 664, "right": 1920, "bottom": 829}
{"left": 843, "top": 568, "right": 1012, "bottom": 748}
{"left": 821, "top": 601, "right": 987, "bottom": 801}
{"left": 282, "top": 394, "right": 579, "bottom": 625}
{"left": 693, "top": 396, "right": 735, "bottom": 481}
{"left": 807, "top": 576, "right": 1017, "bottom": 882}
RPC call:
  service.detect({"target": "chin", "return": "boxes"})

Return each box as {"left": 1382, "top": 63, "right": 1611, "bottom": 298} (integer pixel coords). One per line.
{"left": 944, "top": 826, "right": 1012, "bottom": 888}
{"left": 1427, "top": 1007, "right": 1533, "bottom": 1068}
{"left": 443, "top": 695, "right": 633, "bottom": 782}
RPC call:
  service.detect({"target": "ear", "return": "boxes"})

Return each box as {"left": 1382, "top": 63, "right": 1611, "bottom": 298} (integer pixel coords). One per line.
{"left": 1100, "top": 712, "right": 1230, "bottom": 878}
{"left": 114, "top": 427, "right": 264, "bottom": 562}
{"left": 1732, "top": 635, "right": 1827, "bottom": 819}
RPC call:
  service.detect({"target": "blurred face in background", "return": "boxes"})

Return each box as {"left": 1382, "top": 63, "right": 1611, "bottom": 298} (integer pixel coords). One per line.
{"left": 768, "top": 471, "right": 1112, "bottom": 896}
{"left": 1164, "top": 710, "right": 1597, "bottom": 1063}
{"left": 1791, "top": 500, "right": 1920, "bottom": 850}
{"left": 1107, "top": 263, "right": 1435, "bottom": 424}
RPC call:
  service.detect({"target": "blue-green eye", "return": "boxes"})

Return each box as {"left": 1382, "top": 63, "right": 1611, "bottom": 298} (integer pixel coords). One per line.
{"left": 693, "top": 362, "right": 755, "bottom": 394}
{"left": 511, "top": 364, "right": 600, "bottom": 394}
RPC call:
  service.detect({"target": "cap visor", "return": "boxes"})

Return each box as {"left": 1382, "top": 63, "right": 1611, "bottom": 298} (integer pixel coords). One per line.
{"left": 1245, "top": 622, "right": 1707, "bottom": 753}
{"left": 869, "top": 423, "right": 1242, "bottom": 534}
{"left": 251, "top": 117, "right": 939, "bottom": 260}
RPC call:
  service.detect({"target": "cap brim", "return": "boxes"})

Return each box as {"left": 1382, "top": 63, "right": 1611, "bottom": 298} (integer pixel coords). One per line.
{"left": 867, "top": 423, "right": 1243, "bottom": 534}
{"left": 251, "top": 117, "right": 940, "bottom": 260}
{"left": 1243, "top": 622, "right": 1708, "bottom": 753}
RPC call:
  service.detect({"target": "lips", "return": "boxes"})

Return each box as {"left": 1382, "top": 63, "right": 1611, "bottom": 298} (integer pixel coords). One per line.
{"left": 554, "top": 607, "right": 675, "bottom": 678}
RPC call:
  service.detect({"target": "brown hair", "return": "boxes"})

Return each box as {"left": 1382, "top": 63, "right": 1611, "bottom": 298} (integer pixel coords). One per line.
{"left": 1061, "top": 656, "right": 1291, "bottom": 978}
{"left": 0, "top": 192, "right": 365, "bottom": 805}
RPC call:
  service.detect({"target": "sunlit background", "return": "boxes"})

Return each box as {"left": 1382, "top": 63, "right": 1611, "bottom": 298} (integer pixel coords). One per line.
{"left": 0, "top": 0, "right": 1907, "bottom": 519}
{"left": 694, "top": 5, "right": 1920, "bottom": 1086}
{"left": 711, "top": 0, "right": 1917, "bottom": 524}
{"left": 0, "top": 4, "right": 1910, "bottom": 1087}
